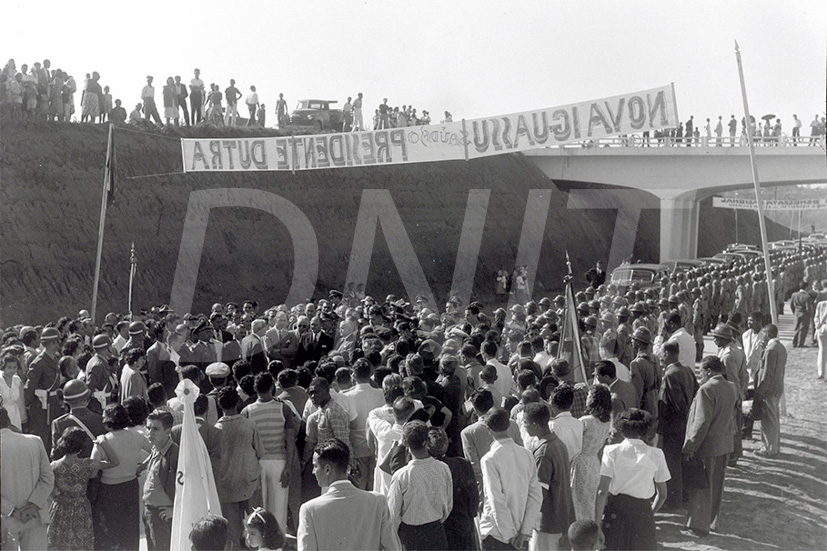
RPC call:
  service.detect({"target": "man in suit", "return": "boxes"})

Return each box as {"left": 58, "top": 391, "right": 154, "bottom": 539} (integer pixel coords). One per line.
{"left": 1, "top": 405, "right": 55, "bottom": 550}
{"left": 711, "top": 323, "right": 747, "bottom": 465}
{"left": 241, "top": 318, "right": 270, "bottom": 373}
{"left": 51, "top": 380, "right": 106, "bottom": 459}
{"left": 298, "top": 438, "right": 400, "bottom": 551}
{"left": 295, "top": 317, "right": 334, "bottom": 367}
{"left": 816, "top": 298, "right": 827, "bottom": 379}
{"left": 657, "top": 340, "right": 699, "bottom": 510}
{"left": 682, "top": 356, "right": 738, "bottom": 537}
{"left": 266, "top": 311, "right": 300, "bottom": 369}
{"left": 755, "top": 325, "right": 787, "bottom": 458}
{"left": 791, "top": 282, "right": 813, "bottom": 347}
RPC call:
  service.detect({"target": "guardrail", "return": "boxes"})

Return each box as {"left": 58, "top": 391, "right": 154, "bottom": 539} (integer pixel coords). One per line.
{"left": 552, "top": 135, "right": 824, "bottom": 149}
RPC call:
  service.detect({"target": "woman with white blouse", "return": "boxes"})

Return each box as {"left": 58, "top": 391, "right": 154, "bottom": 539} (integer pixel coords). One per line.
{"left": 595, "top": 408, "right": 669, "bottom": 550}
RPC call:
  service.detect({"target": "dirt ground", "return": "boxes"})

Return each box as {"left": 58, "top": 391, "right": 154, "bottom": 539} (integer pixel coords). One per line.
{"left": 657, "top": 307, "right": 827, "bottom": 550}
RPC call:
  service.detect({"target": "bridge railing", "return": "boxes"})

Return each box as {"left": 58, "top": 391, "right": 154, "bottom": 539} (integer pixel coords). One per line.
{"left": 551, "top": 134, "right": 824, "bottom": 149}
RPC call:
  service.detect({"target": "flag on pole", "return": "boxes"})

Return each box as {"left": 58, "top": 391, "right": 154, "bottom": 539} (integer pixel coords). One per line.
{"left": 559, "top": 252, "right": 589, "bottom": 384}
{"left": 170, "top": 379, "right": 222, "bottom": 551}
{"left": 104, "top": 123, "right": 116, "bottom": 205}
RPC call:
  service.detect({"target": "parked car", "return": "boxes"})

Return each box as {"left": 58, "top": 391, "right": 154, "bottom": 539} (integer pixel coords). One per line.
{"left": 662, "top": 259, "right": 706, "bottom": 274}
{"left": 288, "top": 99, "right": 344, "bottom": 132}
{"left": 697, "top": 256, "right": 730, "bottom": 268}
{"left": 610, "top": 262, "right": 670, "bottom": 293}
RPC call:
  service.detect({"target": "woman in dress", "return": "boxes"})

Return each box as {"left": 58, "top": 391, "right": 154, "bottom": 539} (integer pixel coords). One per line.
{"left": 245, "top": 508, "right": 288, "bottom": 551}
{"left": 595, "top": 408, "right": 670, "bottom": 550}
{"left": 571, "top": 384, "right": 612, "bottom": 521}
{"left": 81, "top": 72, "right": 101, "bottom": 123}
{"left": 0, "top": 347, "right": 26, "bottom": 430}
{"left": 91, "top": 404, "right": 152, "bottom": 550}
{"left": 48, "top": 426, "right": 120, "bottom": 550}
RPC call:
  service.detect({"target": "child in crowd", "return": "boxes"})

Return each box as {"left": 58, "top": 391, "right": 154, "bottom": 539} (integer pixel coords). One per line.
{"left": 567, "top": 520, "right": 600, "bottom": 551}
{"left": 245, "top": 508, "right": 288, "bottom": 551}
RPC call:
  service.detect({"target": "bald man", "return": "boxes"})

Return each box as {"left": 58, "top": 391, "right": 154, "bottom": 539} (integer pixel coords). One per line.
{"left": 241, "top": 318, "right": 270, "bottom": 373}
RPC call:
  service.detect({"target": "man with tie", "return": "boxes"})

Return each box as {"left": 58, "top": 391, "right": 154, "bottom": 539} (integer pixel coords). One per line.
{"left": 241, "top": 319, "right": 271, "bottom": 373}
{"left": 298, "top": 438, "right": 400, "bottom": 550}
{"left": 266, "top": 311, "right": 300, "bottom": 369}
{"left": 295, "top": 317, "right": 334, "bottom": 367}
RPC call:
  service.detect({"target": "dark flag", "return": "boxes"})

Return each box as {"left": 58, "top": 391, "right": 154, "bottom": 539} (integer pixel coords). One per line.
{"left": 104, "top": 123, "right": 116, "bottom": 205}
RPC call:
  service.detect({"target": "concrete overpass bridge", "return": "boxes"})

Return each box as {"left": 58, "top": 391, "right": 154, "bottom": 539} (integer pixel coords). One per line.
{"left": 523, "top": 136, "right": 827, "bottom": 264}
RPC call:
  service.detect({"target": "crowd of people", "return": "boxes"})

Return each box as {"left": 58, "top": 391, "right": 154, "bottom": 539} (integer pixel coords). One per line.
{"left": 2, "top": 241, "right": 825, "bottom": 550}
{"left": 598, "top": 113, "right": 826, "bottom": 148}
{"left": 0, "top": 58, "right": 450, "bottom": 133}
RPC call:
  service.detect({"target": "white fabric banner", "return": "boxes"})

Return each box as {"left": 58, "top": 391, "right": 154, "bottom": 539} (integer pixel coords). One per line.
{"left": 170, "top": 380, "right": 223, "bottom": 551}
{"left": 181, "top": 84, "right": 679, "bottom": 172}
{"left": 713, "top": 197, "right": 827, "bottom": 211}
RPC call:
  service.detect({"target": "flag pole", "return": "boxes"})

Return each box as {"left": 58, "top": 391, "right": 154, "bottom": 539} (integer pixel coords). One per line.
{"left": 90, "top": 124, "right": 114, "bottom": 323}
{"left": 734, "top": 41, "right": 777, "bottom": 324}
{"left": 128, "top": 242, "right": 136, "bottom": 320}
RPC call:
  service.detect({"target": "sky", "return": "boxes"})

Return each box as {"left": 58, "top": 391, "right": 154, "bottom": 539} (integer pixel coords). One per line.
{"left": 2, "top": 0, "right": 825, "bottom": 125}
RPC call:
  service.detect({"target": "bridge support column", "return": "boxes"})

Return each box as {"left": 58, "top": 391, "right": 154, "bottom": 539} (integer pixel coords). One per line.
{"left": 659, "top": 195, "right": 699, "bottom": 262}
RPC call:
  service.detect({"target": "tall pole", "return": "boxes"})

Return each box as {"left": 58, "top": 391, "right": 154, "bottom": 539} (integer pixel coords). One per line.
{"left": 735, "top": 41, "right": 776, "bottom": 324}
{"left": 128, "top": 242, "right": 137, "bottom": 320}
{"left": 90, "top": 124, "right": 114, "bottom": 323}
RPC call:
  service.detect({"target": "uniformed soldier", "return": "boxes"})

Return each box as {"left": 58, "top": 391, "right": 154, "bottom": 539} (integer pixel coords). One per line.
{"left": 24, "top": 327, "right": 62, "bottom": 449}
{"left": 711, "top": 323, "right": 748, "bottom": 466}
{"left": 615, "top": 307, "right": 634, "bottom": 367}
{"left": 629, "top": 327, "right": 660, "bottom": 434}
{"left": 50, "top": 379, "right": 106, "bottom": 459}
{"left": 85, "top": 334, "right": 119, "bottom": 407}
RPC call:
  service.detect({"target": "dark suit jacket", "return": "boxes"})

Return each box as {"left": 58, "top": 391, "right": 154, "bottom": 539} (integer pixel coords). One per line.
{"left": 683, "top": 374, "right": 738, "bottom": 457}
{"left": 295, "top": 331, "right": 334, "bottom": 366}
{"left": 51, "top": 407, "right": 106, "bottom": 458}
{"left": 241, "top": 334, "right": 268, "bottom": 373}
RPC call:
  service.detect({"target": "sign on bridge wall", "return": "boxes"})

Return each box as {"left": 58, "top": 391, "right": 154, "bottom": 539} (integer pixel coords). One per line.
{"left": 181, "top": 84, "right": 679, "bottom": 172}
{"left": 713, "top": 197, "right": 827, "bottom": 211}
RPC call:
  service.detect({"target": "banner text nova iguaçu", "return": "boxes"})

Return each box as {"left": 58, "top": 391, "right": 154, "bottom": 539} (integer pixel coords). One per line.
{"left": 181, "top": 84, "right": 679, "bottom": 172}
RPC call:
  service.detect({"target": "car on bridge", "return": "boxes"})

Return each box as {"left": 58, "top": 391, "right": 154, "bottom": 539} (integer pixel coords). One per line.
{"left": 288, "top": 99, "right": 344, "bottom": 132}
{"left": 610, "top": 262, "right": 670, "bottom": 294}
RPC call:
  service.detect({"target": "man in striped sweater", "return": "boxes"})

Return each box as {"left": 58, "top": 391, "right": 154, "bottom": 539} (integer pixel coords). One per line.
{"left": 241, "top": 373, "right": 300, "bottom": 531}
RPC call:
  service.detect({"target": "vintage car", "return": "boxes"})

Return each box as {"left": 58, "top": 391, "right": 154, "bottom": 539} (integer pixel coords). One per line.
{"left": 288, "top": 99, "right": 344, "bottom": 132}
{"left": 662, "top": 259, "right": 706, "bottom": 274}
{"left": 609, "top": 262, "right": 670, "bottom": 293}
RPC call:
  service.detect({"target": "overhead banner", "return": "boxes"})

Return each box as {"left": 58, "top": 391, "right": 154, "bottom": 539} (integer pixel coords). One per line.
{"left": 181, "top": 84, "right": 679, "bottom": 172}
{"left": 713, "top": 197, "right": 827, "bottom": 211}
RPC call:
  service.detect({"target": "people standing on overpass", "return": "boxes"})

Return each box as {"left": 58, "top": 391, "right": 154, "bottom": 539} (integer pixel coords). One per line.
{"left": 809, "top": 114, "right": 820, "bottom": 145}
{"left": 685, "top": 116, "right": 694, "bottom": 147}
{"left": 792, "top": 114, "right": 801, "bottom": 145}
{"left": 224, "top": 79, "right": 242, "bottom": 126}
{"left": 351, "top": 92, "right": 363, "bottom": 131}
{"left": 276, "top": 93, "right": 288, "bottom": 128}
{"left": 728, "top": 114, "right": 737, "bottom": 145}
{"left": 715, "top": 116, "right": 723, "bottom": 146}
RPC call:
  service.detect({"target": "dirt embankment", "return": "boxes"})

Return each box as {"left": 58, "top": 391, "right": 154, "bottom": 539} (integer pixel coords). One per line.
{"left": 0, "top": 123, "right": 796, "bottom": 325}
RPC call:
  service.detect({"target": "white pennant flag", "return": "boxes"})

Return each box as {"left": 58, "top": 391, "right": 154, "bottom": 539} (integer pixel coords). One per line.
{"left": 170, "top": 379, "right": 223, "bottom": 551}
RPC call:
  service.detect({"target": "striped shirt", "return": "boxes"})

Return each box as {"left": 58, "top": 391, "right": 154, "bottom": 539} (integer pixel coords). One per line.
{"left": 241, "top": 399, "right": 299, "bottom": 460}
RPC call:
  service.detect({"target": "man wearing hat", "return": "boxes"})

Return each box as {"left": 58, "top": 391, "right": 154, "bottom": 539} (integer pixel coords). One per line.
{"left": 615, "top": 307, "right": 634, "bottom": 367}
{"left": 51, "top": 380, "right": 105, "bottom": 459}
{"left": 125, "top": 321, "right": 149, "bottom": 351}
{"left": 630, "top": 327, "right": 660, "bottom": 425}
{"left": 711, "top": 322, "right": 747, "bottom": 465}
{"left": 86, "top": 334, "right": 119, "bottom": 407}
{"left": 553, "top": 295, "right": 566, "bottom": 317}
{"left": 24, "top": 327, "right": 62, "bottom": 448}
{"left": 190, "top": 320, "right": 220, "bottom": 373}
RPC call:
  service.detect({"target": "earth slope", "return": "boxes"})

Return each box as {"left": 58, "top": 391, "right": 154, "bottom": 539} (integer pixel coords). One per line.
{"left": 0, "top": 123, "right": 796, "bottom": 324}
